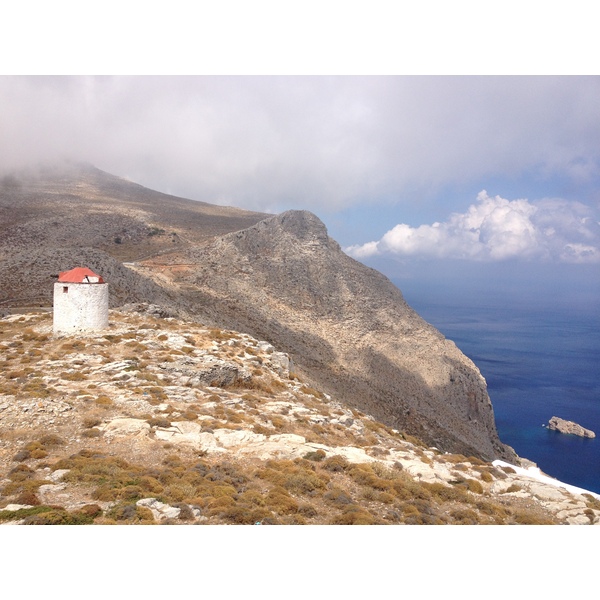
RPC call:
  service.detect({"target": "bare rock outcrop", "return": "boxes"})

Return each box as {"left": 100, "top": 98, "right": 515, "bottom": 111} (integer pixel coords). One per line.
{"left": 548, "top": 416, "right": 596, "bottom": 438}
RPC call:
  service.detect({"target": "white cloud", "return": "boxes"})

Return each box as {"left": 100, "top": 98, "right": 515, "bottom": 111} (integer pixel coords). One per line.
{"left": 2, "top": 76, "right": 600, "bottom": 215}
{"left": 345, "top": 191, "right": 600, "bottom": 263}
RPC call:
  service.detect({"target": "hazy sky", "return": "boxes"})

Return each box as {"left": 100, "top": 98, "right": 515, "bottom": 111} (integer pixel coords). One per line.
{"left": 2, "top": 75, "right": 599, "bottom": 270}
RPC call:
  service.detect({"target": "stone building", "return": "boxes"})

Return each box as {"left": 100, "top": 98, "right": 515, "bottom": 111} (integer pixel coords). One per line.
{"left": 53, "top": 267, "right": 109, "bottom": 334}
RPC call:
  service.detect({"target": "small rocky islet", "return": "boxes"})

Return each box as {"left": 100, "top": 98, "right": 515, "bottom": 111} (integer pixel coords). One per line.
{"left": 547, "top": 416, "right": 596, "bottom": 439}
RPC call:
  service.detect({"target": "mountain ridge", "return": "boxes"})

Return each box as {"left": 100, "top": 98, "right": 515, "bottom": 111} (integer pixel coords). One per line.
{"left": 0, "top": 163, "right": 515, "bottom": 461}
{"left": 178, "top": 209, "right": 514, "bottom": 460}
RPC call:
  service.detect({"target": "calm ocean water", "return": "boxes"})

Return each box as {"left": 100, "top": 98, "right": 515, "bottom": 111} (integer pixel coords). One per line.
{"left": 400, "top": 288, "right": 600, "bottom": 495}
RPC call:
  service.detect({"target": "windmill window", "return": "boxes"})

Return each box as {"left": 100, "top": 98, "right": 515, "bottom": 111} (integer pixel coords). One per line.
{"left": 63, "top": 286, "right": 69, "bottom": 293}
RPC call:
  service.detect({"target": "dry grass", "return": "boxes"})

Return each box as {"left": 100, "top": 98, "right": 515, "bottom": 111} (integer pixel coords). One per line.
{"left": 0, "top": 310, "right": 583, "bottom": 526}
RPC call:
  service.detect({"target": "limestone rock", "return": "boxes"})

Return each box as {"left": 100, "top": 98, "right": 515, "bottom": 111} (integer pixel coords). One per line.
{"left": 137, "top": 498, "right": 181, "bottom": 521}
{"left": 48, "top": 469, "right": 70, "bottom": 482}
{"left": 102, "top": 418, "right": 151, "bottom": 437}
{"left": 548, "top": 416, "right": 595, "bottom": 438}
{"left": 270, "top": 351, "right": 293, "bottom": 378}
{"left": 153, "top": 422, "right": 225, "bottom": 453}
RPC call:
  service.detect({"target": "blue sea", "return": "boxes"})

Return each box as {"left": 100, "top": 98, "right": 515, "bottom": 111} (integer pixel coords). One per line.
{"left": 398, "top": 283, "right": 600, "bottom": 495}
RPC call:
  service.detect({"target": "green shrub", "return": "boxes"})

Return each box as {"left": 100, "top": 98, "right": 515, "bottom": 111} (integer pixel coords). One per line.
{"left": 253, "top": 424, "right": 274, "bottom": 436}
{"left": 82, "top": 416, "right": 102, "bottom": 428}
{"left": 321, "top": 454, "right": 350, "bottom": 473}
{"left": 23, "top": 441, "right": 48, "bottom": 459}
{"left": 8, "top": 463, "right": 35, "bottom": 479}
{"left": 297, "top": 503, "right": 319, "bottom": 518}
{"left": 0, "top": 505, "right": 102, "bottom": 525}
{"left": 95, "top": 395, "right": 113, "bottom": 406}
{"left": 504, "top": 483, "right": 523, "bottom": 493}
{"left": 207, "top": 495, "right": 236, "bottom": 515}
{"left": 512, "top": 511, "right": 556, "bottom": 525}
{"left": 378, "top": 492, "right": 396, "bottom": 504}
{"left": 208, "top": 484, "right": 237, "bottom": 499}
{"left": 473, "top": 499, "right": 507, "bottom": 520}
{"left": 181, "top": 410, "right": 199, "bottom": 421}
{"left": 425, "top": 482, "right": 470, "bottom": 503}
{"left": 464, "top": 478, "right": 484, "bottom": 494}
{"left": 0, "top": 505, "right": 55, "bottom": 523}
{"left": 324, "top": 487, "right": 353, "bottom": 506}
{"left": 330, "top": 505, "right": 377, "bottom": 525}
{"left": 219, "top": 505, "right": 272, "bottom": 525}
{"left": 348, "top": 464, "right": 393, "bottom": 492}
{"left": 39, "top": 434, "right": 65, "bottom": 447}
{"left": 148, "top": 417, "right": 172, "bottom": 428}
{"left": 450, "top": 508, "right": 479, "bottom": 524}
{"left": 15, "top": 490, "right": 41, "bottom": 506}
{"left": 81, "top": 428, "right": 103, "bottom": 438}
{"left": 60, "top": 371, "right": 87, "bottom": 381}
{"left": 106, "top": 503, "right": 155, "bottom": 523}
{"left": 138, "top": 476, "right": 164, "bottom": 495}
{"left": 238, "top": 489, "right": 266, "bottom": 507}
{"left": 269, "top": 415, "right": 287, "bottom": 430}
{"left": 285, "top": 470, "right": 328, "bottom": 494}
{"left": 22, "top": 505, "right": 102, "bottom": 525}
{"left": 265, "top": 487, "right": 299, "bottom": 515}
{"left": 303, "top": 449, "right": 326, "bottom": 462}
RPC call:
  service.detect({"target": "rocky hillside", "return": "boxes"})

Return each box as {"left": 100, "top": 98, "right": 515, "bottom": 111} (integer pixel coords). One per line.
{"left": 171, "top": 210, "right": 514, "bottom": 461}
{"left": 0, "top": 163, "right": 514, "bottom": 462}
{"left": 0, "top": 162, "right": 268, "bottom": 310}
{"left": 1, "top": 308, "right": 598, "bottom": 525}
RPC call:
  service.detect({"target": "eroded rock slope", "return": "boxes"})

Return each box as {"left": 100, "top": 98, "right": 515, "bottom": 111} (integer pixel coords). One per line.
{"left": 175, "top": 211, "right": 516, "bottom": 461}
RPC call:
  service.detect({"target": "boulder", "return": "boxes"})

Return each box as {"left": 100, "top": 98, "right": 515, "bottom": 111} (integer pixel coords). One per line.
{"left": 102, "top": 418, "right": 151, "bottom": 437}
{"left": 137, "top": 498, "right": 180, "bottom": 521}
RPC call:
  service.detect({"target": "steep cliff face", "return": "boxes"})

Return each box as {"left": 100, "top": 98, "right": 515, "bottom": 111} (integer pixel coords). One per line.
{"left": 181, "top": 211, "right": 516, "bottom": 461}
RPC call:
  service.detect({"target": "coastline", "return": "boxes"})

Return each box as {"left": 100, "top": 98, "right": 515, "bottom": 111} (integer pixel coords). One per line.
{"left": 493, "top": 460, "right": 600, "bottom": 500}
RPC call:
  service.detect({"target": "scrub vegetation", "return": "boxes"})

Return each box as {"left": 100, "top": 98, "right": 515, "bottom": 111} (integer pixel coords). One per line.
{"left": 0, "top": 309, "right": 592, "bottom": 525}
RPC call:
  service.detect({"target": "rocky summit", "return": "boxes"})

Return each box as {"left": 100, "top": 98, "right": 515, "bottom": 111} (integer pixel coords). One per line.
{"left": 1, "top": 308, "right": 599, "bottom": 525}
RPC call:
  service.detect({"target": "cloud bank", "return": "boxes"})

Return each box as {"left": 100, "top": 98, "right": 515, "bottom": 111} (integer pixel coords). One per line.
{"left": 345, "top": 192, "right": 600, "bottom": 263}
{"left": 2, "top": 76, "right": 600, "bottom": 215}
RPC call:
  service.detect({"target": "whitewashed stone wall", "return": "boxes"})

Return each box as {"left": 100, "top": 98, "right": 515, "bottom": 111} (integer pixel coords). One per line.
{"left": 53, "top": 282, "right": 109, "bottom": 334}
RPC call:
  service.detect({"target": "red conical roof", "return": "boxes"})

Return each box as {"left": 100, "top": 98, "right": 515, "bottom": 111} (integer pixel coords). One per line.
{"left": 57, "top": 267, "right": 105, "bottom": 283}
